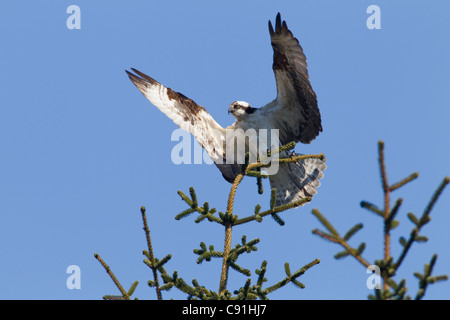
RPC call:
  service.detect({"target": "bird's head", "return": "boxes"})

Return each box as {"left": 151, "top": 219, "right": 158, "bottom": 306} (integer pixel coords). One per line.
{"left": 228, "top": 101, "right": 256, "bottom": 120}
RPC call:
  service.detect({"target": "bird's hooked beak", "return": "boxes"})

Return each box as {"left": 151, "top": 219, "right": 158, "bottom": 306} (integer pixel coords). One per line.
{"left": 228, "top": 106, "right": 234, "bottom": 115}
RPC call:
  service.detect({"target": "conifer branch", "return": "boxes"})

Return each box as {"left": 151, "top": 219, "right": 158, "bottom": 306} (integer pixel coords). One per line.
{"left": 246, "top": 170, "right": 269, "bottom": 179}
{"left": 312, "top": 141, "right": 448, "bottom": 299}
{"left": 246, "top": 153, "right": 325, "bottom": 171}
{"left": 194, "top": 242, "right": 223, "bottom": 263}
{"left": 390, "top": 172, "right": 419, "bottom": 192}
{"left": 311, "top": 228, "right": 341, "bottom": 244}
{"left": 218, "top": 145, "right": 323, "bottom": 296}
{"left": 277, "top": 153, "right": 326, "bottom": 164}
{"left": 102, "top": 294, "right": 129, "bottom": 300}
{"left": 343, "top": 223, "right": 364, "bottom": 241}
{"left": 96, "top": 141, "right": 324, "bottom": 300}
{"left": 229, "top": 261, "right": 251, "bottom": 276}
{"left": 263, "top": 259, "right": 320, "bottom": 294}
{"left": 176, "top": 189, "right": 223, "bottom": 224}
{"left": 229, "top": 236, "right": 259, "bottom": 256}
{"left": 360, "top": 200, "right": 384, "bottom": 217}
{"left": 415, "top": 254, "right": 448, "bottom": 300}
{"left": 385, "top": 198, "right": 402, "bottom": 227}
{"left": 218, "top": 170, "right": 246, "bottom": 295}
{"left": 140, "top": 206, "right": 162, "bottom": 300}
{"left": 378, "top": 140, "right": 389, "bottom": 195}
{"left": 94, "top": 253, "right": 136, "bottom": 300}
{"left": 270, "top": 141, "right": 297, "bottom": 155}
{"left": 378, "top": 141, "right": 391, "bottom": 291}
{"left": 394, "top": 176, "right": 450, "bottom": 271}
{"left": 311, "top": 208, "right": 339, "bottom": 237}
{"left": 151, "top": 270, "right": 220, "bottom": 300}
{"left": 219, "top": 225, "right": 233, "bottom": 295}
{"left": 311, "top": 210, "right": 371, "bottom": 269}
{"left": 421, "top": 176, "right": 450, "bottom": 223}
{"left": 230, "top": 259, "right": 320, "bottom": 300}
{"left": 234, "top": 197, "right": 311, "bottom": 226}
{"left": 256, "top": 167, "right": 264, "bottom": 194}
{"left": 234, "top": 279, "right": 258, "bottom": 300}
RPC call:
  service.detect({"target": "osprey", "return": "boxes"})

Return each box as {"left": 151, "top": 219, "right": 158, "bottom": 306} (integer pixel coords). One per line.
{"left": 126, "top": 13, "right": 326, "bottom": 206}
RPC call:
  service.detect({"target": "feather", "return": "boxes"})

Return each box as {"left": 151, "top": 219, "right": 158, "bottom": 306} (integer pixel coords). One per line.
{"left": 262, "top": 12, "right": 322, "bottom": 145}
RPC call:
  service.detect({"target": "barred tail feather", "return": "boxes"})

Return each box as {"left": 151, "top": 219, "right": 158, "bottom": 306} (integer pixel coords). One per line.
{"left": 268, "top": 154, "right": 326, "bottom": 207}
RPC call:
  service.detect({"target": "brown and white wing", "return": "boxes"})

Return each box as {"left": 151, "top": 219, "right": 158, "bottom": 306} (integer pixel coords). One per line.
{"left": 263, "top": 13, "right": 322, "bottom": 145}
{"left": 126, "top": 68, "right": 226, "bottom": 161}
{"left": 126, "top": 68, "right": 242, "bottom": 182}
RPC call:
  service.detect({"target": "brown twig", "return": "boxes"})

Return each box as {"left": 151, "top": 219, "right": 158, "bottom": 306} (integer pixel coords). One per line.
{"left": 234, "top": 197, "right": 311, "bottom": 226}
{"left": 312, "top": 229, "right": 371, "bottom": 269}
{"left": 378, "top": 141, "right": 391, "bottom": 291}
{"left": 219, "top": 173, "right": 244, "bottom": 295}
{"left": 94, "top": 253, "right": 130, "bottom": 300}
{"left": 394, "top": 177, "right": 450, "bottom": 270}
{"left": 141, "top": 206, "right": 162, "bottom": 300}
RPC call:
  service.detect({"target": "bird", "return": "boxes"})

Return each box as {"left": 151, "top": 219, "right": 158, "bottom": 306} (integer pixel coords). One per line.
{"left": 126, "top": 13, "right": 326, "bottom": 207}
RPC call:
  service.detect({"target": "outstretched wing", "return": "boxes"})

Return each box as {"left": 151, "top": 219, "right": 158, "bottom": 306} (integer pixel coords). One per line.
{"left": 126, "top": 68, "right": 242, "bottom": 182}
{"left": 126, "top": 68, "right": 225, "bottom": 161}
{"left": 263, "top": 13, "right": 322, "bottom": 145}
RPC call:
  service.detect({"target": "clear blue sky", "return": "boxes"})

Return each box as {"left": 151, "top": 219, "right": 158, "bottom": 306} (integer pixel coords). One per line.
{"left": 1, "top": 1, "right": 449, "bottom": 300}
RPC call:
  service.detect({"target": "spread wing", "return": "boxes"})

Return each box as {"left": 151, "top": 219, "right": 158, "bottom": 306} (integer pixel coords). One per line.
{"left": 263, "top": 13, "right": 322, "bottom": 145}
{"left": 126, "top": 68, "right": 242, "bottom": 182}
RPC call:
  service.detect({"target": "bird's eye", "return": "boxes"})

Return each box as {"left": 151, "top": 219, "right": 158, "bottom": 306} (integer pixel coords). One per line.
{"left": 235, "top": 105, "right": 240, "bottom": 109}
